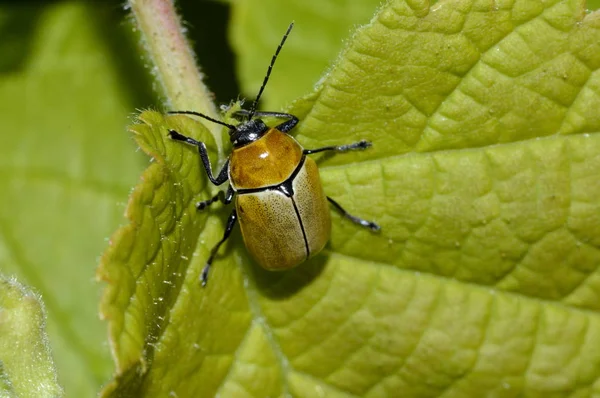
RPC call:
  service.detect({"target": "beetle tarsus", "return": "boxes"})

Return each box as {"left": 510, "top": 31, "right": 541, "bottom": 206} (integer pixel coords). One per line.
{"left": 168, "top": 129, "right": 199, "bottom": 146}
{"left": 340, "top": 140, "right": 371, "bottom": 151}
{"left": 346, "top": 214, "right": 381, "bottom": 232}
{"left": 196, "top": 186, "right": 235, "bottom": 211}
{"left": 201, "top": 264, "right": 210, "bottom": 287}
{"left": 327, "top": 197, "right": 381, "bottom": 232}
{"left": 196, "top": 192, "right": 221, "bottom": 210}
{"left": 303, "top": 140, "right": 372, "bottom": 155}
{"left": 365, "top": 221, "right": 382, "bottom": 232}
{"left": 200, "top": 210, "right": 238, "bottom": 286}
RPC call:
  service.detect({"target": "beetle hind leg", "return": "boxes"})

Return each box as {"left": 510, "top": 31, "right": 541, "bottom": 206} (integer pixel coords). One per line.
{"left": 327, "top": 197, "right": 380, "bottom": 232}
{"left": 201, "top": 210, "right": 238, "bottom": 286}
{"left": 303, "top": 140, "right": 371, "bottom": 155}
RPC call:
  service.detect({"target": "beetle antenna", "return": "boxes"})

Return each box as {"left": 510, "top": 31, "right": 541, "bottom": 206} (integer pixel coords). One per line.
{"left": 168, "top": 110, "right": 237, "bottom": 130}
{"left": 248, "top": 22, "right": 294, "bottom": 120}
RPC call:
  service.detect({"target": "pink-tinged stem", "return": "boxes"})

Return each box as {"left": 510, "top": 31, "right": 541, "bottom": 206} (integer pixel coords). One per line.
{"left": 128, "top": 0, "right": 223, "bottom": 146}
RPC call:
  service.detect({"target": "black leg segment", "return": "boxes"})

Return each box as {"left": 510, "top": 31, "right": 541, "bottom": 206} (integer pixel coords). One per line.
{"left": 303, "top": 140, "right": 371, "bottom": 155}
{"left": 168, "top": 129, "right": 229, "bottom": 186}
{"left": 201, "top": 210, "right": 238, "bottom": 286}
{"left": 327, "top": 197, "right": 380, "bottom": 232}
{"left": 196, "top": 185, "right": 235, "bottom": 210}
{"left": 274, "top": 114, "right": 299, "bottom": 133}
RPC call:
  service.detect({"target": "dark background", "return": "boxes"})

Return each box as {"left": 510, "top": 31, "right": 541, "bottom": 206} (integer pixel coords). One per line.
{"left": 0, "top": 0, "right": 240, "bottom": 105}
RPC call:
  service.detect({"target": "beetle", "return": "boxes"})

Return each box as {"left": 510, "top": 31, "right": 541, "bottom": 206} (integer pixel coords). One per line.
{"left": 168, "top": 23, "right": 380, "bottom": 286}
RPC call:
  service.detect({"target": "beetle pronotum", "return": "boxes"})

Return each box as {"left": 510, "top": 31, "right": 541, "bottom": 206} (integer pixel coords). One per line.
{"left": 168, "top": 23, "right": 380, "bottom": 286}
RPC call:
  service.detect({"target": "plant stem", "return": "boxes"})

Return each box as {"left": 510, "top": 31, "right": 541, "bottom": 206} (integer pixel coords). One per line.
{"left": 128, "top": 0, "right": 223, "bottom": 147}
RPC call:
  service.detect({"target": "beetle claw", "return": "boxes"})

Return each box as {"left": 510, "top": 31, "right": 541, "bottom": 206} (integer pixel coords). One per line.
{"left": 201, "top": 264, "right": 210, "bottom": 287}
{"left": 358, "top": 140, "right": 371, "bottom": 149}
{"left": 350, "top": 140, "right": 371, "bottom": 151}
{"left": 368, "top": 222, "right": 382, "bottom": 232}
{"left": 361, "top": 219, "right": 381, "bottom": 232}
{"left": 167, "top": 129, "right": 182, "bottom": 140}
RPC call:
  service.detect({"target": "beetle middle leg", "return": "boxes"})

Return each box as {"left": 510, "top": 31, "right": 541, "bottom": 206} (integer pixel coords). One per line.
{"left": 327, "top": 197, "right": 380, "bottom": 232}
{"left": 196, "top": 185, "right": 235, "bottom": 210}
{"left": 303, "top": 140, "right": 371, "bottom": 154}
{"left": 201, "top": 210, "right": 238, "bottom": 286}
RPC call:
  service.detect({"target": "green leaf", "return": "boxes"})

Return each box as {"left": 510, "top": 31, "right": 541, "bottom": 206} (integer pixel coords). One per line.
{"left": 102, "top": 0, "right": 600, "bottom": 396}
{"left": 0, "top": 276, "right": 62, "bottom": 397}
{"left": 98, "top": 111, "right": 223, "bottom": 395}
{"left": 0, "top": 2, "right": 151, "bottom": 396}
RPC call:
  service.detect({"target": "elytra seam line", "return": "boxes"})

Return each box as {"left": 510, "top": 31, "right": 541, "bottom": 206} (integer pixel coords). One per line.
{"left": 291, "top": 197, "right": 310, "bottom": 259}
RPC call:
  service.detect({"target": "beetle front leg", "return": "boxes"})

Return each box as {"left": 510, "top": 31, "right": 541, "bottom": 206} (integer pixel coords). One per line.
{"left": 327, "top": 197, "right": 380, "bottom": 232}
{"left": 303, "top": 140, "right": 371, "bottom": 155}
{"left": 196, "top": 185, "right": 235, "bottom": 210}
{"left": 201, "top": 210, "right": 238, "bottom": 286}
{"left": 168, "top": 129, "right": 229, "bottom": 185}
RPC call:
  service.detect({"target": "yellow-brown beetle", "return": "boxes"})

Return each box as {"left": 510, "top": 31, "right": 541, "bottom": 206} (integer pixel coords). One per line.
{"left": 168, "top": 23, "right": 380, "bottom": 285}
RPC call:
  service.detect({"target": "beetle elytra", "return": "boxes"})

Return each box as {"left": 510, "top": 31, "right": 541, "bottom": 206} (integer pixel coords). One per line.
{"left": 168, "top": 23, "right": 380, "bottom": 286}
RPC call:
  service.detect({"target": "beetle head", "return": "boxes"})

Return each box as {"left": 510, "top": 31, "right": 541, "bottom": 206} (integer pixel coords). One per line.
{"left": 229, "top": 118, "right": 269, "bottom": 147}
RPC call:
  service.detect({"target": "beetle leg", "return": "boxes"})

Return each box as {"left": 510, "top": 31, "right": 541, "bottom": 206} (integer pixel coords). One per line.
{"left": 197, "top": 185, "right": 235, "bottom": 210}
{"left": 327, "top": 197, "right": 380, "bottom": 232}
{"left": 168, "top": 129, "right": 229, "bottom": 186}
{"left": 201, "top": 210, "right": 238, "bottom": 286}
{"left": 233, "top": 110, "right": 299, "bottom": 133}
{"left": 303, "top": 140, "right": 371, "bottom": 155}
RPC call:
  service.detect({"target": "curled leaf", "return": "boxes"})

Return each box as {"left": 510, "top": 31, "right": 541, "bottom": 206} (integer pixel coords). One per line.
{"left": 0, "top": 276, "right": 62, "bottom": 397}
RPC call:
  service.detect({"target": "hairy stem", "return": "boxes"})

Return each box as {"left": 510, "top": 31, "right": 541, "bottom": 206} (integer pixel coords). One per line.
{"left": 128, "top": 0, "right": 223, "bottom": 147}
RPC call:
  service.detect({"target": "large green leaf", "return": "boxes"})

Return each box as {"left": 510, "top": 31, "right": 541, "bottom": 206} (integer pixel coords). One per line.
{"left": 0, "top": 276, "right": 62, "bottom": 397}
{"left": 101, "top": 0, "right": 600, "bottom": 396}
{"left": 0, "top": 2, "right": 150, "bottom": 396}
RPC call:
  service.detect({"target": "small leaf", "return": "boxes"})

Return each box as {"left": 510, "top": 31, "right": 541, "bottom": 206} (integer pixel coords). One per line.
{"left": 0, "top": 276, "right": 62, "bottom": 397}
